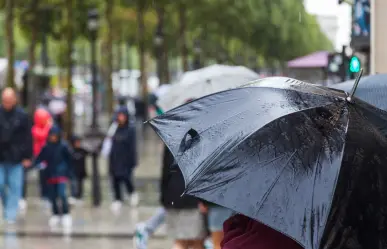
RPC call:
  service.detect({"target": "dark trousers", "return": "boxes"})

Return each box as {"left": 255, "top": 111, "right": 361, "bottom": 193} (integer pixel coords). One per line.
{"left": 71, "top": 178, "right": 84, "bottom": 199}
{"left": 48, "top": 183, "right": 69, "bottom": 215}
{"left": 39, "top": 171, "right": 48, "bottom": 199}
{"left": 22, "top": 170, "right": 28, "bottom": 198}
{"left": 111, "top": 176, "right": 134, "bottom": 202}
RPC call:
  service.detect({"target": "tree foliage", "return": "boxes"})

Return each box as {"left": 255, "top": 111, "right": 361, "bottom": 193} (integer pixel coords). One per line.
{"left": 4, "top": 0, "right": 332, "bottom": 68}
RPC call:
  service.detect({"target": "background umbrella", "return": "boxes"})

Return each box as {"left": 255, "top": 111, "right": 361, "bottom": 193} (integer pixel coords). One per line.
{"left": 149, "top": 77, "right": 387, "bottom": 249}
{"left": 48, "top": 98, "right": 67, "bottom": 115}
{"left": 332, "top": 74, "right": 387, "bottom": 110}
{"left": 157, "top": 64, "right": 259, "bottom": 112}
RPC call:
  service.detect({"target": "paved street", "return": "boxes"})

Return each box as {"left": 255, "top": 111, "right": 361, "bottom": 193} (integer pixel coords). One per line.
{"left": 0, "top": 124, "right": 171, "bottom": 248}
{"left": 0, "top": 237, "right": 172, "bottom": 249}
{"left": 5, "top": 205, "right": 166, "bottom": 238}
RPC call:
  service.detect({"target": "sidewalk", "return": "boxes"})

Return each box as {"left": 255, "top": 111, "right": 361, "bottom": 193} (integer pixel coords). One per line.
{"left": 1, "top": 204, "right": 166, "bottom": 238}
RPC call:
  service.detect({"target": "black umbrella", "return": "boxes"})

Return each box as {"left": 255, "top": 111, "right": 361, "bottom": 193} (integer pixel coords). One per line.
{"left": 149, "top": 76, "right": 387, "bottom": 249}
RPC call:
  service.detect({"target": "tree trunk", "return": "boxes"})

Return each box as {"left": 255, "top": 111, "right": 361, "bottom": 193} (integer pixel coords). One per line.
{"left": 137, "top": 0, "right": 148, "bottom": 121}
{"left": 117, "top": 42, "right": 123, "bottom": 71}
{"left": 105, "top": 0, "right": 114, "bottom": 118}
{"left": 25, "top": 0, "right": 40, "bottom": 114}
{"left": 5, "top": 0, "right": 15, "bottom": 88}
{"left": 155, "top": 6, "right": 165, "bottom": 84}
{"left": 65, "top": 0, "right": 74, "bottom": 139}
{"left": 163, "top": 41, "right": 170, "bottom": 83}
{"left": 178, "top": 3, "right": 188, "bottom": 72}
{"left": 28, "top": 0, "right": 39, "bottom": 70}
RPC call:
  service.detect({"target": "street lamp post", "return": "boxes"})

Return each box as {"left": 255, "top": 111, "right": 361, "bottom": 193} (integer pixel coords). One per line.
{"left": 154, "top": 26, "right": 164, "bottom": 84}
{"left": 86, "top": 8, "right": 102, "bottom": 207}
{"left": 193, "top": 40, "right": 201, "bottom": 70}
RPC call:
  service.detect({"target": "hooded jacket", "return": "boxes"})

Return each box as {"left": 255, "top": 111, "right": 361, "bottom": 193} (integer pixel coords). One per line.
{"left": 35, "top": 126, "right": 73, "bottom": 182}
{"left": 221, "top": 214, "right": 303, "bottom": 249}
{"left": 32, "top": 108, "right": 52, "bottom": 157}
{"left": 109, "top": 107, "right": 137, "bottom": 177}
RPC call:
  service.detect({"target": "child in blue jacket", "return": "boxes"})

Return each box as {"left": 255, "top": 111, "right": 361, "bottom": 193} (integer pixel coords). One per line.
{"left": 35, "top": 125, "right": 73, "bottom": 227}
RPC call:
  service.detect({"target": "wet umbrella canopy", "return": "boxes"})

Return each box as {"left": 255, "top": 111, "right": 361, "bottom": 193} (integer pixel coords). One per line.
{"left": 149, "top": 77, "right": 387, "bottom": 249}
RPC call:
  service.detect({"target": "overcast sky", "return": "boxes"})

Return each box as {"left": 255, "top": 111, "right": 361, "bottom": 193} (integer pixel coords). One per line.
{"left": 304, "top": 0, "right": 352, "bottom": 50}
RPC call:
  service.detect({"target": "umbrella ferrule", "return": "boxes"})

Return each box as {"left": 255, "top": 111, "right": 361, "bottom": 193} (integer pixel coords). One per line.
{"left": 347, "top": 68, "right": 363, "bottom": 102}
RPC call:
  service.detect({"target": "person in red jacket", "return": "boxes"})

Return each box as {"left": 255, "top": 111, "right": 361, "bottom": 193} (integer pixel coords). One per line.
{"left": 221, "top": 214, "right": 303, "bottom": 249}
{"left": 21, "top": 108, "right": 52, "bottom": 210}
{"left": 32, "top": 108, "right": 52, "bottom": 157}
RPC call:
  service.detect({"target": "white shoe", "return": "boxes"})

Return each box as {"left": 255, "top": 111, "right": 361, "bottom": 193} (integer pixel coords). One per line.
{"left": 62, "top": 215, "right": 72, "bottom": 227}
{"left": 68, "top": 197, "right": 77, "bottom": 205}
{"left": 19, "top": 199, "right": 27, "bottom": 211}
{"left": 130, "top": 193, "right": 139, "bottom": 207}
{"left": 49, "top": 216, "right": 60, "bottom": 227}
{"left": 110, "top": 201, "right": 122, "bottom": 213}
{"left": 133, "top": 223, "right": 149, "bottom": 249}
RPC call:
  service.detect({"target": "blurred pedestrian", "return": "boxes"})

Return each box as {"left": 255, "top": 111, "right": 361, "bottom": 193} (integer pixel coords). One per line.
{"left": 112, "top": 96, "right": 135, "bottom": 122}
{"left": 69, "top": 135, "right": 89, "bottom": 204}
{"left": 25, "top": 108, "right": 53, "bottom": 210}
{"left": 134, "top": 97, "right": 212, "bottom": 249}
{"left": 198, "top": 202, "right": 233, "bottom": 249}
{"left": 221, "top": 214, "right": 303, "bottom": 249}
{"left": 34, "top": 125, "right": 73, "bottom": 227}
{"left": 161, "top": 146, "right": 206, "bottom": 249}
{"left": 109, "top": 107, "right": 138, "bottom": 212}
{"left": 0, "top": 88, "right": 33, "bottom": 224}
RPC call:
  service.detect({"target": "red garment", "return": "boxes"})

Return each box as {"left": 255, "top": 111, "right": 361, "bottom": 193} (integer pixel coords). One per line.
{"left": 221, "top": 214, "right": 303, "bottom": 249}
{"left": 47, "top": 177, "right": 68, "bottom": 184}
{"left": 32, "top": 109, "right": 52, "bottom": 156}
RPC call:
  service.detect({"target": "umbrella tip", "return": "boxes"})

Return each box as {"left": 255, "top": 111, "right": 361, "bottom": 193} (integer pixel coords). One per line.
{"left": 346, "top": 68, "right": 363, "bottom": 102}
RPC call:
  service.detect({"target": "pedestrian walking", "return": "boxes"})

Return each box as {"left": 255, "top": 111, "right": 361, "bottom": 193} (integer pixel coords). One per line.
{"left": 160, "top": 146, "right": 206, "bottom": 249}
{"left": 25, "top": 108, "right": 53, "bottom": 210}
{"left": 69, "top": 135, "right": 89, "bottom": 203}
{"left": 34, "top": 125, "right": 73, "bottom": 227}
{"left": 109, "top": 107, "right": 138, "bottom": 212}
{"left": 134, "top": 97, "right": 212, "bottom": 249}
{"left": 0, "top": 88, "right": 33, "bottom": 224}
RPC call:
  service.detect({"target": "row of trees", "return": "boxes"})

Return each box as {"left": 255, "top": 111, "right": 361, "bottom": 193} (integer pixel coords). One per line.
{"left": 1, "top": 0, "right": 332, "bottom": 135}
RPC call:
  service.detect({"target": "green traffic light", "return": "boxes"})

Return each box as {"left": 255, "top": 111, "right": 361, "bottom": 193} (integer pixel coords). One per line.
{"left": 349, "top": 56, "right": 361, "bottom": 73}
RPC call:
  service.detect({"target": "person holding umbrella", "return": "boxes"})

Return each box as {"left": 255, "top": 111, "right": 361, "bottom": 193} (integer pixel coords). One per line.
{"left": 221, "top": 214, "right": 303, "bottom": 249}
{"left": 160, "top": 146, "right": 206, "bottom": 249}
{"left": 149, "top": 74, "right": 387, "bottom": 249}
{"left": 198, "top": 201, "right": 233, "bottom": 249}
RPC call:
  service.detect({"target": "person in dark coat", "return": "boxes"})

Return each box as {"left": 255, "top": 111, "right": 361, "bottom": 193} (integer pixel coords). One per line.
{"left": 161, "top": 146, "right": 207, "bottom": 249}
{"left": 69, "top": 136, "right": 89, "bottom": 201}
{"left": 34, "top": 125, "right": 73, "bottom": 227}
{"left": 0, "top": 88, "right": 33, "bottom": 224}
{"left": 109, "top": 107, "right": 138, "bottom": 211}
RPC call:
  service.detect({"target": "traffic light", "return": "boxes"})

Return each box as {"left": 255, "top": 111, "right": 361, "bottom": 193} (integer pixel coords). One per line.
{"left": 349, "top": 56, "right": 361, "bottom": 73}
{"left": 327, "top": 53, "right": 343, "bottom": 75}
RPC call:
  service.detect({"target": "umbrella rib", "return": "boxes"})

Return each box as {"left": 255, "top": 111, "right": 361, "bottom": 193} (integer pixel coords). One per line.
{"left": 256, "top": 150, "right": 298, "bottom": 213}
{"left": 309, "top": 148, "right": 323, "bottom": 249}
